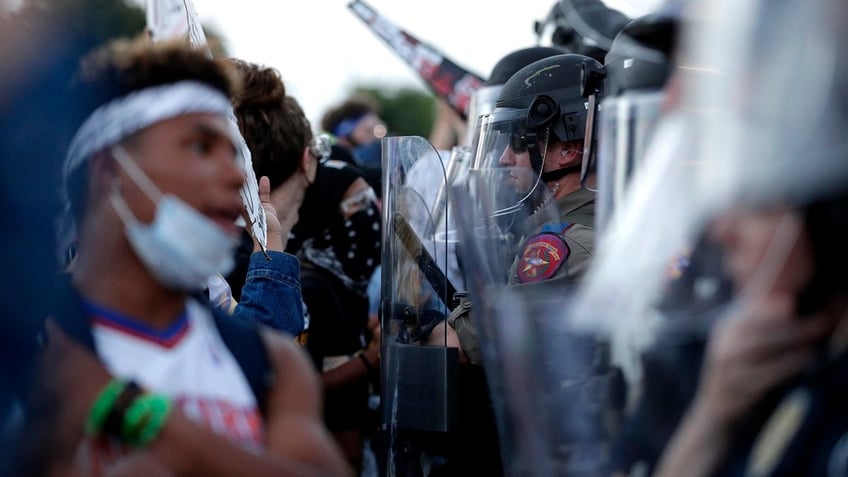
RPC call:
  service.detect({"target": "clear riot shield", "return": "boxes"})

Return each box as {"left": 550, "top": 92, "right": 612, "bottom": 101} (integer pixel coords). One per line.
{"left": 380, "top": 136, "right": 460, "bottom": 475}
{"left": 452, "top": 168, "right": 625, "bottom": 476}
{"left": 429, "top": 145, "right": 474, "bottom": 259}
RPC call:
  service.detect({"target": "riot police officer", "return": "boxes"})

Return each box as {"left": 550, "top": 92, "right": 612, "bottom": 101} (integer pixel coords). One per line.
{"left": 449, "top": 53, "right": 606, "bottom": 366}
{"left": 445, "top": 53, "right": 622, "bottom": 476}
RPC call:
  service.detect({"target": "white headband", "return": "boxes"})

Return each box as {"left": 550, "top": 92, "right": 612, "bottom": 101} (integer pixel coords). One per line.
{"left": 64, "top": 80, "right": 233, "bottom": 176}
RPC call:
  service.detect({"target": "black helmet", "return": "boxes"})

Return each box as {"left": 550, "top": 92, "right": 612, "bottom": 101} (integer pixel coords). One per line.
{"left": 595, "top": 12, "right": 681, "bottom": 235}
{"left": 486, "top": 46, "right": 566, "bottom": 86}
{"left": 472, "top": 53, "right": 605, "bottom": 214}
{"left": 493, "top": 53, "right": 604, "bottom": 176}
{"left": 604, "top": 12, "right": 679, "bottom": 96}
{"left": 464, "top": 46, "right": 566, "bottom": 147}
{"left": 548, "top": 0, "right": 629, "bottom": 62}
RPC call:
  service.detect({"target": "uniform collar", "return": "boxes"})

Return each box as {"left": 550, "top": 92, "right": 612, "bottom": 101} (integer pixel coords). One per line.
{"left": 555, "top": 188, "right": 595, "bottom": 217}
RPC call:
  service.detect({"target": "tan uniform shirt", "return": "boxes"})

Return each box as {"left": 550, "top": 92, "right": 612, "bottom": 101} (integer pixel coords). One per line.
{"left": 450, "top": 188, "right": 596, "bottom": 365}
{"left": 508, "top": 188, "right": 596, "bottom": 285}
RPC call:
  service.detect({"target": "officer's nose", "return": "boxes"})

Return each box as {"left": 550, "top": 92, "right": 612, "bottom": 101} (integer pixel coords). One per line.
{"left": 498, "top": 147, "right": 517, "bottom": 167}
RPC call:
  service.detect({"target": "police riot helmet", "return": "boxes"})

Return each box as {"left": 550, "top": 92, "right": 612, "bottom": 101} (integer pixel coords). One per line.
{"left": 475, "top": 53, "right": 604, "bottom": 186}
{"left": 595, "top": 12, "right": 680, "bottom": 235}
{"left": 604, "top": 12, "right": 678, "bottom": 96}
{"left": 556, "top": 0, "right": 629, "bottom": 62}
{"left": 487, "top": 46, "right": 567, "bottom": 86}
{"left": 464, "top": 46, "right": 566, "bottom": 147}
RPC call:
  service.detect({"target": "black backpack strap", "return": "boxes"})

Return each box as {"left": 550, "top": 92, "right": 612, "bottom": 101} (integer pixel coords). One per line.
{"left": 207, "top": 303, "right": 274, "bottom": 417}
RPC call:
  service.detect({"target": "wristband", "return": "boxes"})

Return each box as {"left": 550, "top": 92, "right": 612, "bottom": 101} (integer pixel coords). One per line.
{"left": 85, "top": 379, "right": 128, "bottom": 436}
{"left": 102, "top": 381, "right": 144, "bottom": 439}
{"left": 122, "top": 393, "right": 174, "bottom": 448}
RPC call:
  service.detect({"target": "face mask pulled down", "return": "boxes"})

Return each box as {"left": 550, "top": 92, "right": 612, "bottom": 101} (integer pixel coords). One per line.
{"left": 109, "top": 145, "right": 238, "bottom": 291}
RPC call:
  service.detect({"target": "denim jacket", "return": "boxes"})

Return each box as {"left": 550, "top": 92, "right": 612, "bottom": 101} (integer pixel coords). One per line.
{"left": 232, "top": 251, "right": 304, "bottom": 335}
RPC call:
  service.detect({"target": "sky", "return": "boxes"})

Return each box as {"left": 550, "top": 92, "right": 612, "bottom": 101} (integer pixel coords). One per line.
{"left": 186, "top": 0, "right": 661, "bottom": 126}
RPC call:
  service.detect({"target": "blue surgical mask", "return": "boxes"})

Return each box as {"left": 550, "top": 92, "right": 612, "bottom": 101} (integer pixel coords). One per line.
{"left": 109, "top": 145, "right": 238, "bottom": 291}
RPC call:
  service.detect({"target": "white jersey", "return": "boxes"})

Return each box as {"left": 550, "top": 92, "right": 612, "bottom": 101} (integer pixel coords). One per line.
{"left": 77, "top": 298, "right": 264, "bottom": 474}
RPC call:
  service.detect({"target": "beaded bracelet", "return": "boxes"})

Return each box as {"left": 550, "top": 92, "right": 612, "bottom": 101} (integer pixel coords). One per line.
{"left": 85, "top": 379, "right": 128, "bottom": 436}
{"left": 83, "top": 378, "right": 173, "bottom": 448}
{"left": 102, "top": 381, "right": 144, "bottom": 439}
{"left": 121, "top": 393, "right": 173, "bottom": 448}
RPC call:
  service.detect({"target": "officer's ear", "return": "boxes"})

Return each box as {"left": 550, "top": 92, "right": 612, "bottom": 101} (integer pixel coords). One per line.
{"left": 548, "top": 141, "right": 568, "bottom": 167}
{"left": 551, "top": 140, "right": 582, "bottom": 168}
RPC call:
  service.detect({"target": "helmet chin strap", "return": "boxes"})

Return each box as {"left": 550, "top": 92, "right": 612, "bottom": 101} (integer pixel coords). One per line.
{"left": 527, "top": 126, "right": 582, "bottom": 183}
{"left": 540, "top": 163, "right": 582, "bottom": 183}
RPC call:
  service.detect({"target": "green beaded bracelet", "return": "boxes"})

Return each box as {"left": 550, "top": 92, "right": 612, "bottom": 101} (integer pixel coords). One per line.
{"left": 121, "top": 394, "right": 174, "bottom": 448}
{"left": 84, "top": 379, "right": 128, "bottom": 436}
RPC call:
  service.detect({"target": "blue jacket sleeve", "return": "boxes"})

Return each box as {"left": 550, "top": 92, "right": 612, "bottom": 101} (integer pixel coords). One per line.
{"left": 232, "top": 251, "right": 304, "bottom": 335}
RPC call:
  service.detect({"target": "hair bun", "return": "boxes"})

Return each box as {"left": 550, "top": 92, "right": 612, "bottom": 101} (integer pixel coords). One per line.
{"left": 231, "top": 60, "right": 286, "bottom": 110}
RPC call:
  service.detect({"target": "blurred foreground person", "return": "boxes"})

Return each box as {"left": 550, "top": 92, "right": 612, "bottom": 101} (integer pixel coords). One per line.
{"left": 561, "top": 1, "right": 848, "bottom": 476}
{"left": 596, "top": 11, "right": 736, "bottom": 476}
{"left": 42, "top": 37, "right": 350, "bottom": 477}
{"left": 652, "top": 1, "right": 848, "bottom": 475}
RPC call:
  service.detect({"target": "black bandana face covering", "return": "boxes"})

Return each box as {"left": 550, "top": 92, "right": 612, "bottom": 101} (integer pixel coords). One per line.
{"left": 328, "top": 201, "right": 382, "bottom": 283}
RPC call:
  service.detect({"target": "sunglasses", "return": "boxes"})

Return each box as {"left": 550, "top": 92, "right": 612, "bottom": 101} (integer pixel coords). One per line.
{"left": 509, "top": 130, "right": 529, "bottom": 153}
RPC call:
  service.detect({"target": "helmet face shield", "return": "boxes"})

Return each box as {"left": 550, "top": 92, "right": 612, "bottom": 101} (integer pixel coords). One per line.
{"left": 474, "top": 108, "right": 536, "bottom": 168}
{"left": 568, "top": 0, "right": 848, "bottom": 353}
{"left": 596, "top": 90, "right": 665, "bottom": 234}
{"left": 579, "top": 91, "right": 601, "bottom": 191}
{"left": 472, "top": 108, "right": 551, "bottom": 217}
{"left": 464, "top": 85, "right": 503, "bottom": 147}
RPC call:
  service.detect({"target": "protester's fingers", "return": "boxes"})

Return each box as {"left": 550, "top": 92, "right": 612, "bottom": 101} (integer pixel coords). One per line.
{"left": 749, "top": 347, "right": 818, "bottom": 391}
{"left": 710, "top": 296, "right": 805, "bottom": 360}
{"left": 752, "top": 313, "right": 836, "bottom": 357}
{"left": 259, "top": 176, "right": 271, "bottom": 204}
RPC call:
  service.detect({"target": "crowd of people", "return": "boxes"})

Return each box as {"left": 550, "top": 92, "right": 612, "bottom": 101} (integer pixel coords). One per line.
{"left": 1, "top": 0, "right": 847, "bottom": 476}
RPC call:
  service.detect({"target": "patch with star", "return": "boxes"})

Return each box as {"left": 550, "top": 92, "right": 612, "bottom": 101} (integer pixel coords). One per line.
{"left": 517, "top": 233, "right": 570, "bottom": 283}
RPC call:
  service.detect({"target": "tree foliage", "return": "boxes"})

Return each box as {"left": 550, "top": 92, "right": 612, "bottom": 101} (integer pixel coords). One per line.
{"left": 9, "top": 0, "right": 228, "bottom": 56}
{"left": 352, "top": 84, "right": 437, "bottom": 138}
{"left": 14, "top": 0, "right": 146, "bottom": 44}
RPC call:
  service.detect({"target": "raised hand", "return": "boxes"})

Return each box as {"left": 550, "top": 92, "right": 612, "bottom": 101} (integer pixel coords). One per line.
{"left": 694, "top": 295, "right": 836, "bottom": 429}
{"left": 253, "top": 175, "right": 287, "bottom": 252}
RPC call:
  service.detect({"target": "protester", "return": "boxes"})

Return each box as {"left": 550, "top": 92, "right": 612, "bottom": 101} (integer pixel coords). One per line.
{"left": 42, "top": 36, "right": 350, "bottom": 476}
{"left": 647, "top": 1, "right": 848, "bottom": 475}
{"left": 321, "top": 97, "right": 385, "bottom": 168}
{"left": 225, "top": 58, "right": 381, "bottom": 472}
{"left": 288, "top": 151, "right": 382, "bottom": 473}
{"left": 222, "top": 59, "right": 322, "bottom": 336}
{"left": 320, "top": 97, "right": 384, "bottom": 199}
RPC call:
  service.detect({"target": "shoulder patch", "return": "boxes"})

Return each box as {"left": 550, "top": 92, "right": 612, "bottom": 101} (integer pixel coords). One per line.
{"left": 517, "top": 233, "right": 570, "bottom": 283}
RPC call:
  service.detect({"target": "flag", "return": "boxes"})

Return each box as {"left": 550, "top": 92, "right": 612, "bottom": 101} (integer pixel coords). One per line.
{"left": 348, "top": 0, "right": 485, "bottom": 119}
